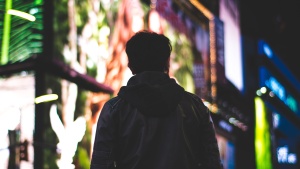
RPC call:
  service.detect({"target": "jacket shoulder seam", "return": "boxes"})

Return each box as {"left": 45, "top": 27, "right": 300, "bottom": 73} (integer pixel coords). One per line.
{"left": 107, "top": 97, "right": 122, "bottom": 109}
{"left": 185, "top": 92, "right": 202, "bottom": 103}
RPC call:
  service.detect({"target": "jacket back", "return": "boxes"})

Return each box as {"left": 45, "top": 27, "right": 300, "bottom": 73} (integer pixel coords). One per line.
{"left": 91, "top": 71, "right": 222, "bottom": 169}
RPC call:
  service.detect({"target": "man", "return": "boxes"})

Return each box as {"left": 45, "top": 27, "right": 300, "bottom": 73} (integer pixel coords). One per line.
{"left": 90, "top": 30, "right": 222, "bottom": 169}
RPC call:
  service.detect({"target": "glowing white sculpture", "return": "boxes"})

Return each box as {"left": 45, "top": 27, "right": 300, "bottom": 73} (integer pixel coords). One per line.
{"left": 50, "top": 104, "right": 86, "bottom": 169}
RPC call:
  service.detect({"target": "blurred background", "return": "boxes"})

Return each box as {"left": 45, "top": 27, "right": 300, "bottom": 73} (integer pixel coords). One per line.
{"left": 241, "top": 0, "right": 300, "bottom": 80}
{"left": 0, "top": 0, "right": 299, "bottom": 169}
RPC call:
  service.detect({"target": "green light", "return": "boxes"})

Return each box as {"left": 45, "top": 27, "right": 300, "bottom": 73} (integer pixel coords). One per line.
{"left": 1, "top": 0, "right": 12, "bottom": 65}
{"left": 255, "top": 97, "right": 273, "bottom": 169}
{"left": 34, "top": 0, "right": 43, "bottom": 5}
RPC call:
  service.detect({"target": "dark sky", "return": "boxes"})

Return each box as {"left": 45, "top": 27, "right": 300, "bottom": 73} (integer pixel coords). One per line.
{"left": 240, "top": 0, "right": 300, "bottom": 81}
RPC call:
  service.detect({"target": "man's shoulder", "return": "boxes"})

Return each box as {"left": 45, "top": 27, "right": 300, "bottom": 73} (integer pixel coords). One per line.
{"left": 182, "top": 91, "right": 208, "bottom": 109}
{"left": 184, "top": 91, "right": 202, "bottom": 102}
{"left": 106, "top": 96, "right": 122, "bottom": 108}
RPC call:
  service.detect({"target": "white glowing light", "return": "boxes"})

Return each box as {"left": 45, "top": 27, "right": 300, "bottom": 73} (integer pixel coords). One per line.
{"left": 288, "top": 154, "right": 297, "bottom": 164}
{"left": 260, "top": 87, "right": 267, "bottom": 94}
{"left": 229, "top": 117, "right": 236, "bottom": 124}
{"left": 277, "top": 146, "right": 298, "bottom": 164}
{"left": 256, "top": 90, "right": 262, "bottom": 96}
{"left": 278, "top": 147, "right": 288, "bottom": 163}
{"left": 29, "top": 8, "right": 39, "bottom": 15}
{"left": 7, "top": 9, "right": 36, "bottom": 21}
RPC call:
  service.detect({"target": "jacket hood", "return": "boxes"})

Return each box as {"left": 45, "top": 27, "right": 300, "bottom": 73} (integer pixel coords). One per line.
{"left": 118, "top": 71, "right": 184, "bottom": 117}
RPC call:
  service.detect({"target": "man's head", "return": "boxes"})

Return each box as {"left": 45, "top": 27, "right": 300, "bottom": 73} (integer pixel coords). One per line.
{"left": 125, "top": 30, "right": 172, "bottom": 74}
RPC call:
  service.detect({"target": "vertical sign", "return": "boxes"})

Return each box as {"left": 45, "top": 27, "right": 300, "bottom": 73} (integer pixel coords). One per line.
{"left": 209, "top": 17, "right": 225, "bottom": 105}
{"left": 219, "top": 0, "right": 243, "bottom": 92}
{"left": 214, "top": 17, "right": 226, "bottom": 85}
{"left": 255, "top": 97, "right": 273, "bottom": 169}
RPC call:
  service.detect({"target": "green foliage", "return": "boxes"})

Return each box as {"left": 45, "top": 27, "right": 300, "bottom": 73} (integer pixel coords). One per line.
{"left": 86, "top": 64, "right": 97, "bottom": 77}
{"left": 53, "top": 0, "right": 69, "bottom": 60}
{"left": 75, "top": 89, "right": 88, "bottom": 117}
{"left": 165, "top": 28, "right": 195, "bottom": 93}
{"left": 43, "top": 127, "right": 59, "bottom": 169}
{"left": 75, "top": 146, "right": 91, "bottom": 169}
{"left": 173, "top": 37, "right": 195, "bottom": 93}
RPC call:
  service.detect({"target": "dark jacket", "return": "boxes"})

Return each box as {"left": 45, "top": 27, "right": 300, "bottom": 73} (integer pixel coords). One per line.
{"left": 90, "top": 71, "right": 222, "bottom": 169}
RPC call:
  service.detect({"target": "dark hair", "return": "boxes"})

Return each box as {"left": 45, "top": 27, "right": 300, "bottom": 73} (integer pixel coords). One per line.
{"left": 125, "top": 30, "right": 172, "bottom": 74}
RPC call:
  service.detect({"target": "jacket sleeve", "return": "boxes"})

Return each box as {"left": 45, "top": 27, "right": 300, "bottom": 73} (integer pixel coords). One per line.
{"left": 90, "top": 101, "right": 116, "bottom": 169}
{"left": 199, "top": 104, "right": 223, "bottom": 169}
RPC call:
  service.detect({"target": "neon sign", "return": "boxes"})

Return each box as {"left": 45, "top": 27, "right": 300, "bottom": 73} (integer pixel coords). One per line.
{"left": 260, "top": 67, "right": 299, "bottom": 116}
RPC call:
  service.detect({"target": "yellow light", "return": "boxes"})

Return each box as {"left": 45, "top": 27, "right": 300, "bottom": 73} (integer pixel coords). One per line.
{"left": 35, "top": 94, "right": 58, "bottom": 104}
{"left": 7, "top": 9, "right": 36, "bottom": 22}
{"left": 189, "top": 0, "right": 214, "bottom": 20}
{"left": 254, "top": 97, "right": 273, "bottom": 169}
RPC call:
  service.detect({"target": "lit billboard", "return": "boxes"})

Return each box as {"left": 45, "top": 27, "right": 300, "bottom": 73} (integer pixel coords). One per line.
{"left": 219, "top": 0, "right": 244, "bottom": 92}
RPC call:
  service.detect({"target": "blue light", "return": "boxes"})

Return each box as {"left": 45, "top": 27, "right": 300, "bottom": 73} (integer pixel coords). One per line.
{"left": 258, "top": 40, "right": 300, "bottom": 93}
{"left": 219, "top": 120, "right": 233, "bottom": 132}
{"left": 263, "top": 43, "right": 273, "bottom": 58}
{"left": 260, "top": 67, "right": 299, "bottom": 115}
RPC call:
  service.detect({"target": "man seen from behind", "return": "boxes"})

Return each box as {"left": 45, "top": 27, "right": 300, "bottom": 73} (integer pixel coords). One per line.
{"left": 90, "top": 30, "right": 223, "bottom": 169}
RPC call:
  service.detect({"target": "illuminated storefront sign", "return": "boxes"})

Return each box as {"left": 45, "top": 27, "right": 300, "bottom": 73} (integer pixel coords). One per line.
{"left": 260, "top": 67, "right": 299, "bottom": 116}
